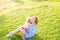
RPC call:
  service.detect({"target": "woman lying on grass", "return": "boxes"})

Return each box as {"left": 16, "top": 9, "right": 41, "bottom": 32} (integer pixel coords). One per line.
{"left": 6, "top": 16, "right": 38, "bottom": 40}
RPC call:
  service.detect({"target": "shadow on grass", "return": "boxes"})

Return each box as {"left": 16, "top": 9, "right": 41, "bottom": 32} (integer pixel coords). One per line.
{"left": 26, "top": 34, "right": 43, "bottom": 40}
{"left": 10, "top": 35, "right": 22, "bottom": 40}
{"left": 10, "top": 34, "right": 42, "bottom": 40}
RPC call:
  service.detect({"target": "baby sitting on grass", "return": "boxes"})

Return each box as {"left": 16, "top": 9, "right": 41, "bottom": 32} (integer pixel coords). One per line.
{"left": 6, "top": 16, "right": 38, "bottom": 40}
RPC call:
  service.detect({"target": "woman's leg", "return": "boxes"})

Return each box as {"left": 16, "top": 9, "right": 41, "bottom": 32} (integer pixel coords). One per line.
{"left": 6, "top": 27, "right": 26, "bottom": 40}
{"left": 6, "top": 27, "right": 21, "bottom": 37}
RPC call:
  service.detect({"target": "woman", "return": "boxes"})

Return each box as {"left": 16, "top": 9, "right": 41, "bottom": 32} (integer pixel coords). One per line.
{"left": 6, "top": 16, "right": 38, "bottom": 40}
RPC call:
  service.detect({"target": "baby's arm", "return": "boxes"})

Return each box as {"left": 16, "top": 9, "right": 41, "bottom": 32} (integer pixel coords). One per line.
{"left": 22, "top": 23, "right": 29, "bottom": 30}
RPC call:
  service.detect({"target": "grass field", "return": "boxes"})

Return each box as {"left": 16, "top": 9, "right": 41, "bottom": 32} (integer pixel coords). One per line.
{"left": 0, "top": 0, "right": 60, "bottom": 40}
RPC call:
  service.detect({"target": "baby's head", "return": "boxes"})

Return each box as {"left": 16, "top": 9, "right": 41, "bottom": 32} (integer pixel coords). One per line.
{"left": 26, "top": 16, "right": 38, "bottom": 25}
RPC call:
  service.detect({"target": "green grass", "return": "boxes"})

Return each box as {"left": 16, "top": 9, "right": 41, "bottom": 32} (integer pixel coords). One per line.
{"left": 0, "top": 0, "right": 60, "bottom": 40}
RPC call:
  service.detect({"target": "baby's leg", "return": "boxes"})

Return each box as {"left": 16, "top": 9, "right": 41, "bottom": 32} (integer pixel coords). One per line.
{"left": 6, "top": 27, "right": 21, "bottom": 37}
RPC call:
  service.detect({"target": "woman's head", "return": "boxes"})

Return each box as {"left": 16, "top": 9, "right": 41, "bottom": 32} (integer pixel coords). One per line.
{"left": 26, "top": 16, "right": 38, "bottom": 24}
{"left": 31, "top": 16, "right": 38, "bottom": 24}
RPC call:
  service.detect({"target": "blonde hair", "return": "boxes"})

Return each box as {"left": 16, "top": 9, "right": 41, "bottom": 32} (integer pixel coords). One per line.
{"left": 26, "top": 16, "right": 31, "bottom": 22}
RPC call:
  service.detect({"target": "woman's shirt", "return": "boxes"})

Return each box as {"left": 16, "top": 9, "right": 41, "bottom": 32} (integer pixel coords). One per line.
{"left": 24, "top": 24, "right": 37, "bottom": 38}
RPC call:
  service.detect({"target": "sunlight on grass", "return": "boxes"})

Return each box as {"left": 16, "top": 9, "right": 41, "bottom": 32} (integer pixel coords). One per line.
{"left": 0, "top": 0, "right": 60, "bottom": 40}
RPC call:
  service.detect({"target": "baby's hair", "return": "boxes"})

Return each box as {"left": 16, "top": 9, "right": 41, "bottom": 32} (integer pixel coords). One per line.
{"left": 26, "top": 16, "right": 31, "bottom": 22}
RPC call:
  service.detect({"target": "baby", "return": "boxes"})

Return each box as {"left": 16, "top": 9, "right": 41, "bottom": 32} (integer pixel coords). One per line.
{"left": 6, "top": 16, "right": 38, "bottom": 40}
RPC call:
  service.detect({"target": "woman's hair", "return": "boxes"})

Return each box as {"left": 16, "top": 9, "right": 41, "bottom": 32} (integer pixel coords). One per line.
{"left": 34, "top": 16, "right": 38, "bottom": 24}
{"left": 26, "top": 16, "right": 38, "bottom": 24}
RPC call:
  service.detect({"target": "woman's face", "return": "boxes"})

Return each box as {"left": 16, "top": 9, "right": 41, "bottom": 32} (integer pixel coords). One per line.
{"left": 30, "top": 17, "right": 36, "bottom": 24}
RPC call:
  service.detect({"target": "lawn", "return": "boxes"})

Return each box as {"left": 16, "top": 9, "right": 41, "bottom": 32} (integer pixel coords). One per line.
{"left": 0, "top": 0, "right": 60, "bottom": 40}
